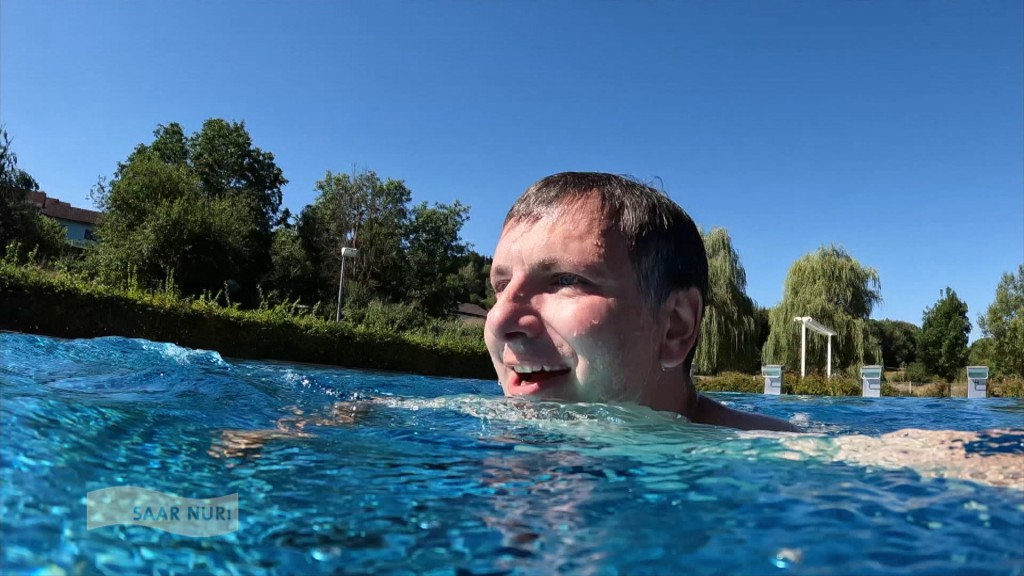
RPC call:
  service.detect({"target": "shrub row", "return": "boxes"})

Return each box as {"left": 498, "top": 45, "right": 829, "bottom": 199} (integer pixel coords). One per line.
{"left": 697, "top": 372, "right": 1023, "bottom": 397}
{"left": 696, "top": 372, "right": 862, "bottom": 396}
{"left": 0, "top": 262, "right": 494, "bottom": 379}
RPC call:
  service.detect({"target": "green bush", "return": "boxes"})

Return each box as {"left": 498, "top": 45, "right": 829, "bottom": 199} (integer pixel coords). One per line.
{"left": 786, "top": 374, "right": 861, "bottom": 396}
{"left": 345, "top": 299, "right": 428, "bottom": 332}
{"left": 989, "top": 376, "right": 1024, "bottom": 398}
{"left": 915, "top": 382, "right": 951, "bottom": 398}
{"left": 904, "top": 361, "right": 932, "bottom": 383}
{"left": 0, "top": 254, "right": 492, "bottom": 379}
{"left": 696, "top": 372, "right": 762, "bottom": 393}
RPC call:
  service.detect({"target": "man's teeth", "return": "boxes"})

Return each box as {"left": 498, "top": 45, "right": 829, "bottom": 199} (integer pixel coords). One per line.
{"left": 512, "top": 365, "right": 568, "bottom": 374}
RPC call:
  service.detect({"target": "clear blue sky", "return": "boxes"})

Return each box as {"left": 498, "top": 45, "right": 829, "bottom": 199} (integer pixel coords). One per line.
{"left": 3, "top": 1, "right": 1021, "bottom": 340}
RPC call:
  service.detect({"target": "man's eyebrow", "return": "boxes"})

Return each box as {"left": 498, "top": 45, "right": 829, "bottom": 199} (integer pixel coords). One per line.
{"left": 490, "top": 264, "right": 511, "bottom": 279}
{"left": 491, "top": 258, "right": 608, "bottom": 278}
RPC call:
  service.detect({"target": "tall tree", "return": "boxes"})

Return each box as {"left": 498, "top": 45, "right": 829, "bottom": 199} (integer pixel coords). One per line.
{"left": 266, "top": 226, "right": 316, "bottom": 304}
{"left": 0, "top": 128, "right": 66, "bottom": 259}
{"left": 978, "top": 265, "right": 1024, "bottom": 377}
{"left": 457, "top": 251, "right": 494, "bottom": 309}
{"left": 869, "top": 319, "right": 920, "bottom": 368}
{"left": 694, "top": 227, "right": 758, "bottom": 374}
{"left": 919, "top": 287, "right": 971, "bottom": 381}
{"left": 404, "top": 201, "right": 471, "bottom": 316}
{"left": 968, "top": 337, "right": 997, "bottom": 373}
{"left": 296, "top": 170, "right": 412, "bottom": 306}
{"left": 763, "top": 245, "right": 881, "bottom": 374}
{"left": 89, "top": 120, "right": 285, "bottom": 299}
{"left": 292, "top": 170, "right": 474, "bottom": 317}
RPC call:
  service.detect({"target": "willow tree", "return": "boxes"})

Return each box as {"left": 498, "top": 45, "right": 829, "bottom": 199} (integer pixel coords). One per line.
{"left": 693, "top": 227, "right": 759, "bottom": 374}
{"left": 763, "top": 245, "right": 881, "bottom": 374}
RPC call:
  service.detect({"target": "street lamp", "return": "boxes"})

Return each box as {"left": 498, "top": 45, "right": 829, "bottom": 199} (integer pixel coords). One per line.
{"left": 335, "top": 247, "right": 359, "bottom": 322}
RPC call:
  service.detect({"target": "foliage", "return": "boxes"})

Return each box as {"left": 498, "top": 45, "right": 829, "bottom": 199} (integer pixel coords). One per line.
{"left": 753, "top": 305, "right": 771, "bottom": 362}
{"left": 694, "top": 228, "right": 759, "bottom": 374}
{"left": 0, "top": 128, "right": 66, "bottom": 260}
{"left": 343, "top": 299, "right": 429, "bottom": 333}
{"left": 989, "top": 376, "right": 1024, "bottom": 398}
{"left": 457, "top": 251, "right": 494, "bottom": 309}
{"left": 267, "top": 226, "right": 317, "bottom": 305}
{"left": 978, "top": 265, "right": 1024, "bottom": 377}
{"left": 763, "top": 245, "right": 881, "bottom": 373}
{"left": 904, "top": 361, "right": 932, "bottom": 383}
{"left": 914, "top": 382, "right": 952, "bottom": 398}
{"left": 688, "top": 364, "right": 1024, "bottom": 397}
{"left": 297, "top": 170, "right": 412, "bottom": 307}
{"left": 88, "top": 120, "right": 286, "bottom": 302}
{"left": 785, "top": 374, "right": 861, "bottom": 396}
{"left": 868, "top": 319, "right": 920, "bottom": 368}
{"left": 695, "top": 372, "right": 762, "bottom": 393}
{"left": 919, "top": 287, "right": 971, "bottom": 381}
{"left": 968, "top": 338, "right": 997, "bottom": 375}
{"left": 697, "top": 371, "right": 862, "bottom": 396}
{"left": 0, "top": 256, "right": 491, "bottom": 378}
{"left": 293, "top": 169, "right": 486, "bottom": 318}
{"left": 404, "top": 200, "right": 472, "bottom": 316}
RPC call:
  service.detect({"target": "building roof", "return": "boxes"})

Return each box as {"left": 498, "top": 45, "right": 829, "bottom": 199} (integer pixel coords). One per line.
{"left": 29, "top": 191, "right": 101, "bottom": 225}
{"left": 456, "top": 303, "right": 488, "bottom": 318}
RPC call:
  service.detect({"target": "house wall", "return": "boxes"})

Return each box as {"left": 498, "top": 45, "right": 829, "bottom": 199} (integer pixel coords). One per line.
{"left": 54, "top": 218, "right": 96, "bottom": 241}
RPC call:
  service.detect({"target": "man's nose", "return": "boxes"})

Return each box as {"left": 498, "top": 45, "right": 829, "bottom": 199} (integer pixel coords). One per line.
{"left": 486, "top": 287, "right": 543, "bottom": 341}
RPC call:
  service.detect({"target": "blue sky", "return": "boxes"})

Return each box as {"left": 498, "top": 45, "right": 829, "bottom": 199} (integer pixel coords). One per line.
{"left": 2, "top": 1, "right": 1021, "bottom": 340}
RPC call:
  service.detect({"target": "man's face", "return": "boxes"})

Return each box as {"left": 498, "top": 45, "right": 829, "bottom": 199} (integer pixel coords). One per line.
{"left": 485, "top": 197, "right": 668, "bottom": 406}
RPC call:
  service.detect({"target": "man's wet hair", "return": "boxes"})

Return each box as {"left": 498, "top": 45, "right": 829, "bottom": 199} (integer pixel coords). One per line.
{"left": 504, "top": 172, "right": 709, "bottom": 369}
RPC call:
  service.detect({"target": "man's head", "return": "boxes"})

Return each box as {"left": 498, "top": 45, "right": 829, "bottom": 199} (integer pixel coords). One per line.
{"left": 485, "top": 172, "right": 708, "bottom": 412}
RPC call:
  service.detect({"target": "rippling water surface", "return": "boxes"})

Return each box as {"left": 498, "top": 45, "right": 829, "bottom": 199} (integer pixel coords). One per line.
{"left": 2, "top": 332, "right": 1023, "bottom": 575}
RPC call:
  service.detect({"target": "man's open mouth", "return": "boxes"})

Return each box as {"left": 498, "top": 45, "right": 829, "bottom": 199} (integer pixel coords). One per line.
{"left": 512, "top": 365, "right": 572, "bottom": 383}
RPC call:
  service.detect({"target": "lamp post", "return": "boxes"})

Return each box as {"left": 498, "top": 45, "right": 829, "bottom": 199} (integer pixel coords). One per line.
{"left": 335, "top": 247, "right": 359, "bottom": 322}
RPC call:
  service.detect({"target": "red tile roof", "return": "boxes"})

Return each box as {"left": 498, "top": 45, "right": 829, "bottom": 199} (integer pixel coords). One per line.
{"left": 28, "top": 191, "right": 101, "bottom": 225}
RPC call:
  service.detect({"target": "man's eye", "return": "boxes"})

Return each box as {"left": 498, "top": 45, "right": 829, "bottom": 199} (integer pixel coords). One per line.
{"left": 555, "top": 274, "right": 583, "bottom": 287}
{"left": 492, "top": 280, "right": 509, "bottom": 294}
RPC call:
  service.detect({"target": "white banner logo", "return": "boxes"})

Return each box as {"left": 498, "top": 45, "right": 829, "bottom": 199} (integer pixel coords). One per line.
{"left": 87, "top": 486, "right": 239, "bottom": 537}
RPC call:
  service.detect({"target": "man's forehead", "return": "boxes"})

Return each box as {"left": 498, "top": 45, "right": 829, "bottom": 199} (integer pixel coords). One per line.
{"left": 492, "top": 198, "right": 628, "bottom": 274}
{"left": 502, "top": 195, "right": 612, "bottom": 236}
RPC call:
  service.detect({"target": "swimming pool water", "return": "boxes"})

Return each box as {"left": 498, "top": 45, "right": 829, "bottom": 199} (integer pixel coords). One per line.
{"left": 2, "top": 332, "right": 1022, "bottom": 575}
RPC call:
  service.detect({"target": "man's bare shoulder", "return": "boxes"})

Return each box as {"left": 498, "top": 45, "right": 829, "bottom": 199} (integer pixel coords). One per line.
{"left": 691, "top": 394, "right": 799, "bottom": 432}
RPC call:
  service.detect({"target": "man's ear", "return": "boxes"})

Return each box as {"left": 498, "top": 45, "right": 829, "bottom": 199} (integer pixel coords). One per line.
{"left": 658, "top": 287, "right": 703, "bottom": 370}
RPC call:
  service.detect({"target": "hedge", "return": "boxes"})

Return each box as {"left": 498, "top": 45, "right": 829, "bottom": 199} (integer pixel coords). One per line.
{"left": 0, "top": 262, "right": 494, "bottom": 379}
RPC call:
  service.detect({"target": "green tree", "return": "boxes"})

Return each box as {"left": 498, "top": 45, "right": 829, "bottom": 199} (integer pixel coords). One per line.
{"left": 296, "top": 170, "right": 412, "bottom": 307}
{"left": 404, "top": 201, "right": 471, "bottom": 316}
{"left": 452, "top": 251, "right": 493, "bottom": 309}
{"left": 763, "top": 245, "right": 881, "bottom": 374}
{"left": 89, "top": 120, "right": 285, "bottom": 299}
{"left": 89, "top": 150, "right": 253, "bottom": 296}
{"left": 266, "top": 226, "right": 317, "bottom": 304}
{"left": 919, "top": 287, "right": 971, "bottom": 381}
{"left": 869, "top": 319, "right": 920, "bottom": 368}
{"left": 968, "top": 337, "right": 997, "bottom": 374}
{"left": 0, "top": 128, "right": 66, "bottom": 259}
{"left": 754, "top": 305, "right": 771, "bottom": 362}
{"left": 293, "top": 170, "right": 475, "bottom": 318}
{"left": 978, "top": 265, "right": 1024, "bottom": 377}
{"left": 188, "top": 120, "right": 284, "bottom": 241}
{"left": 694, "top": 227, "right": 759, "bottom": 374}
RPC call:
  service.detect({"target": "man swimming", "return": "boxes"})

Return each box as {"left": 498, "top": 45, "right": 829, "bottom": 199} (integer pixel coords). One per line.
{"left": 485, "top": 172, "right": 797, "bottom": 432}
{"left": 210, "top": 172, "right": 1021, "bottom": 490}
